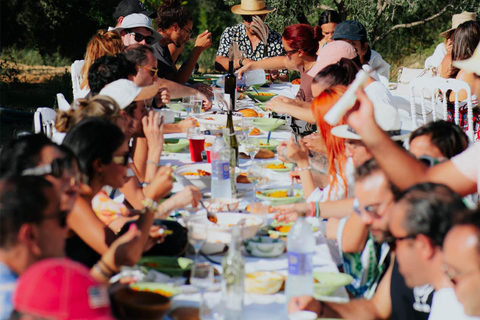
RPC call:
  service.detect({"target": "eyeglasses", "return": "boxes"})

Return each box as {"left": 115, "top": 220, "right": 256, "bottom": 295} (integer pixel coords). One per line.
{"left": 137, "top": 64, "right": 158, "bottom": 77}
{"left": 442, "top": 264, "right": 480, "bottom": 285}
{"left": 21, "top": 157, "right": 82, "bottom": 185}
{"left": 285, "top": 49, "right": 299, "bottom": 58}
{"left": 112, "top": 151, "right": 131, "bottom": 166}
{"left": 384, "top": 234, "right": 416, "bottom": 251}
{"left": 181, "top": 27, "right": 192, "bottom": 36}
{"left": 41, "top": 210, "right": 69, "bottom": 228}
{"left": 125, "top": 30, "right": 155, "bottom": 45}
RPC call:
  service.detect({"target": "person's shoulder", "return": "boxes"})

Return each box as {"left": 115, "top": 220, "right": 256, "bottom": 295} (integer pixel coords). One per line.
{"left": 223, "top": 24, "right": 243, "bottom": 33}
{"left": 0, "top": 263, "right": 17, "bottom": 282}
{"left": 268, "top": 28, "right": 282, "bottom": 39}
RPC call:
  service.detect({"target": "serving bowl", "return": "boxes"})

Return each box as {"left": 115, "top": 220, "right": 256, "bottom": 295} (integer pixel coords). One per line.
{"left": 256, "top": 188, "right": 303, "bottom": 205}
{"left": 245, "top": 271, "right": 284, "bottom": 294}
{"left": 163, "top": 138, "right": 189, "bottom": 152}
{"left": 253, "top": 118, "right": 287, "bottom": 132}
{"left": 244, "top": 236, "right": 285, "bottom": 258}
{"left": 257, "top": 138, "right": 280, "bottom": 151}
{"left": 174, "top": 163, "right": 212, "bottom": 190}
{"left": 313, "top": 272, "right": 354, "bottom": 297}
{"left": 195, "top": 114, "right": 242, "bottom": 130}
{"left": 129, "top": 283, "right": 182, "bottom": 297}
{"left": 246, "top": 91, "right": 277, "bottom": 102}
{"left": 112, "top": 286, "right": 172, "bottom": 320}
{"left": 203, "top": 198, "right": 241, "bottom": 213}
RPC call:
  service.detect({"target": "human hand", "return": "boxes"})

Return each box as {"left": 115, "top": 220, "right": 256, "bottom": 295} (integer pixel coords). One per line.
{"left": 288, "top": 296, "right": 321, "bottom": 315}
{"left": 157, "top": 87, "right": 170, "bottom": 104}
{"left": 283, "top": 137, "right": 309, "bottom": 165}
{"left": 178, "top": 117, "right": 197, "bottom": 132}
{"left": 269, "top": 70, "right": 280, "bottom": 81}
{"left": 236, "top": 62, "right": 253, "bottom": 80}
{"left": 265, "top": 96, "right": 292, "bottom": 114}
{"left": 194, "top": 30, "right": 212, "bottom": 51}
{"left": 145, "top": 165, "right": 173, "bottom": 200}
{"left": 194, "top": 91, "right": 212, "bottom": 110}
{"left": 302, "top": 133, "right": 327, "bottom": 154}
{"left": 170, "top": 185, "right": 202, "bottom": 210}
{"left": 273, "top": 202, "right": 310, "bottom": 222}
{"left": 100, "top": 223, "right": 141, "bottom": 274}
{"left": 142, "top": 110, "right": 164, "bottom": 154}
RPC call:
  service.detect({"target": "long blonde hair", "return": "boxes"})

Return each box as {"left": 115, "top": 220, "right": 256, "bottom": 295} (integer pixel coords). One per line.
{"left": 55, "top": 96, "right": 122, "bottom": 133}
{"left": 80, "top": 30, "right": 124, "bottom": 89}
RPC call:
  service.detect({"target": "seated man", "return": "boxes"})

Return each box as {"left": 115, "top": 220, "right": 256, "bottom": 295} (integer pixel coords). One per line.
{"left": 152, "top": 0, "right": 212, "bottom": 84}
{"left": 331, "top": 20, "right": 390, "bottom": 84}
{"left": 388, "top": 183, "right": 478, "bottom": 320}
{"left": 215, "top": 0, "right": 288, "bottom": 81}
{"left": 114, "top": 13, "right": 163, "bottom": 47}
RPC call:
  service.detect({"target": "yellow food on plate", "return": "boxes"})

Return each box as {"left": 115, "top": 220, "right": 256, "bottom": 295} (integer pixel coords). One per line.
{"left": 268, "top": 190, "right": 288, "bottom": 198}
{"left": 181, "top": 169, "right": 211, "bottom": 176}
{"left": 245, "top": 271, "right": 285, "bottom": 294}
{"left": 256, "top": 93, "right": 275, "bottom": 96}
{"left": 205, "top": 142, "right": 212, "bottom": 147}
{"left": 238, "top": 108, "right": 258, "bottom": 117}
{"left": 249, "top": 127, "right": 261, "bottom": 136}
{"left": 131, "top": 287, "right": 174, "bottom": 297}
{"left": 265, "top": 163, "right": 286, "bottom": 169}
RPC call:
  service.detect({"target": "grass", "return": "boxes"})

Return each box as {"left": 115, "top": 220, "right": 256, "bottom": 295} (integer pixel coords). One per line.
{"left": 0, "top": 46, "right": 72, "bottom": 67}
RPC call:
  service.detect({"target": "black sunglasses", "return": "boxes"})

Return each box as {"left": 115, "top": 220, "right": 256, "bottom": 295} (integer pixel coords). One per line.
{"left": 42, "top": 210, "right": 69, "bottom": 228}
{"left": 126, "top": 30, "right": 155, "bottom": 45}
{"left": 112, "top": 151, "right": 131, "bottom": 166}
{"left": 384, "top": 234, "right": 416, "bottom": 251}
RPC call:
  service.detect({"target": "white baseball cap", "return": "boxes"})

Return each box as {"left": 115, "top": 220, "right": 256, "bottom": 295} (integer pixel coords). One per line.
{"left": 331, "top": 103, "right": 410, "bottom": 141}
{"left": 114, "top": 13, "right": 162, "bottom": 44}
{"left": 99, "top": 79, "right": 158, "bottom": 109}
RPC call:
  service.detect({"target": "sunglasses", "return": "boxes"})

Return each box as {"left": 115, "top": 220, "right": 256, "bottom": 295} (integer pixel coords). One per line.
{"left": 112, "top": 151, "right": 131, "bottom": 166}
{"left": 21, "top": 157, "right": 81, "bottom": 183}
{"left": 126, "top": 30, "right": 155, "bottom": 45}
{"left": 42, "top": 210, "right": 69, "bottom": 228}
{"left": 137, "top": 64, "right": 158, "bottom": 78}
{"left": 384, "top": 234, "right": 416, "bottom": 251}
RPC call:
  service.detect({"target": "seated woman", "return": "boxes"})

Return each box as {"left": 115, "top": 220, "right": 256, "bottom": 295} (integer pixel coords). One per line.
{"left": 316, "top": 10, "right": 342, "bottom": 54}
{"left": 446, "top": 20, "right": 480, "bottom": 102}
{"left": 62, "top": 117, "right": 169, "bottom": 268}
{"left": 237, "top": 23, "right": 322, "bottom": 103}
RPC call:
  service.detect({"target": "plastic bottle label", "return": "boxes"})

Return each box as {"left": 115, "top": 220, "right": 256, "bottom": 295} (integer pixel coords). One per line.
{"left": 288, "top": 252, "right": 313, "bottom": 275}
{"left": 212, "top": 161, "right": 230, "bottom": 179}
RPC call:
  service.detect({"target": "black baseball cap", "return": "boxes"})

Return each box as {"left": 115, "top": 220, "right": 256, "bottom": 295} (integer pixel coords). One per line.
{"left": 332, "top": 20, "right": 367, "bottom": 42}
{"left": 114, "top": 0, "right": 156, "bottom": 19}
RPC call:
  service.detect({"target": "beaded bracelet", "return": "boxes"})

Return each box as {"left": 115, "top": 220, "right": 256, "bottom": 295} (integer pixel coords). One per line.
{"left": 141, "top": 198, "right": 158, "bottom": 214}
{"left": 297, "top": 165, "right": 312, "bottom": 172}
{"left": 93, "top": 263, "right": 111, "bottom": 279}
{"left": 310, "top": 202, "right": 316, "bottom": 217}
{"left": 315, "top": 202, "right": 321, "bottom": 218}
{"left": 146, "top": 160, "right": 161, "bottom": 166}
{"left": 99, "top": 260, "right": 117, "bottom": 275}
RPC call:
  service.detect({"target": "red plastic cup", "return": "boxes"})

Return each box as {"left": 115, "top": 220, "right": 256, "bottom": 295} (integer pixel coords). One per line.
{"left": 205, "top": 147, "right": 212, "bottom": 163}
{"left": 189, "top": 137, "right": 205, "bottom": 162}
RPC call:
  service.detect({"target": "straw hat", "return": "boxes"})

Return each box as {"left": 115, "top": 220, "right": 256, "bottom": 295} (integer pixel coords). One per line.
{"left": 331, "top": 103, "right": 410, "bottom": 141}
{"left": 453, "top": 42, "right": 480, "bottom": 76}
{"left": 439, "top": 12, "right": 476, "bottom": 37}
{"left": 231, "top": 0, "right": 276, "bottom": 15}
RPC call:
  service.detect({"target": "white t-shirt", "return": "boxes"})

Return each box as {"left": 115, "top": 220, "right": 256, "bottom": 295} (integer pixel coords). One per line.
{"left": 428, "top": 287, "right": 480, "bottom": 320}
{"left": 451, "top": 143, "right": 480, "bottom": 194}
{"left": 425, "top": 43, "right": 447, "bottom": 69}
{"left": 369, "top": 50, "right": 390, "bottom": 82}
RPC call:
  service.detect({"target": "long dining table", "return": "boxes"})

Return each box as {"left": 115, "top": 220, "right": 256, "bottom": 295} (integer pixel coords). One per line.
{"left": 156, "top": 82, "right": 349, "bottom": 319}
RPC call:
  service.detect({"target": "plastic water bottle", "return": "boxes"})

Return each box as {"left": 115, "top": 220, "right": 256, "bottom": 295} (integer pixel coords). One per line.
{"left": 211, "top": 133, "right": 232, "bottom": 199}
{"left": 222, "top": 225, "right": 244, "bottom": 320}
{"left": 285, "top": 213, "right": 315, "bottom": 304}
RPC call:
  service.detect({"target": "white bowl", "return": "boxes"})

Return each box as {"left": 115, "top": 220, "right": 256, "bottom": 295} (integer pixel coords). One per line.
{"left": 245, "top": 271, "right": 284, "bottom": 295}
{"left": 288, "top": 311, "right": 317, "bottom": 320}
{"left": 203, "top": 198, "right": 241, "bottom": 213}
{"left": 174, "top": 163, "right": 212, "bottom": 190}
{"left": 195, "top": 114, "right": 242, "bottom": 130}
{"left": 244, "top": 236, "right": 285, "bottom": 258}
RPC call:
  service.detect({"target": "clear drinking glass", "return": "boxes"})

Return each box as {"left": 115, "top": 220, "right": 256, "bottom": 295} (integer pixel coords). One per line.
{"left": 246, "top": 161, "right": 264, "bottom": 199}
{"left": 182, "top": 95, "right": 193, "bottom": 117}
{"left": 192, "top": 99, "right": 203, "bottom": 114}
{"left": 187, "top": 215, "right": 208, "bottom": 261}
{"left": 190, "top": 262, "right": 217, "bottom": 320}
{"left": 245, "top": 137, "right": 260, "bottom": 161}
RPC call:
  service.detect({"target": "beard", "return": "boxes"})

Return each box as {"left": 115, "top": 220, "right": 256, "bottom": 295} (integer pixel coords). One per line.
{"left": 371, "top": 228, "right": 392, "bottom": 244}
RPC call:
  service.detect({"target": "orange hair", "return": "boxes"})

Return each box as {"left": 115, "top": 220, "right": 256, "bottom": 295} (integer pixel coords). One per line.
{"left": 311, "top": 85, "right": 348, "bottom": 199}
{"left": 80, "top": 30, "right": 124, "bottom": 89}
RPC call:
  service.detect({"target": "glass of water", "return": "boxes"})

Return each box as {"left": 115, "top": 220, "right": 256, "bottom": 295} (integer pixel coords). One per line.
{"left": 192, "top": 99, "right": 203, "bottom": 114}
{"left": 245, "top": 137, "right": 260, "bottom": 161}
{"left": 182, "top": 95, "right": 194, "bottom": 117}
{"left": 187, "top": 215, "right": 208, "bottom": 262}
{"left": 247, "top": 161, "right": 264, "bottom": 199}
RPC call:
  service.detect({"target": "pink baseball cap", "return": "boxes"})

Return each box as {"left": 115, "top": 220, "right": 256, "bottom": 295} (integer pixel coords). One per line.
{"left": 307, "top": 41, "right": 358, "bottom": 77}
{"left": 14, "top": 258, "right": 115, "bottom": 320}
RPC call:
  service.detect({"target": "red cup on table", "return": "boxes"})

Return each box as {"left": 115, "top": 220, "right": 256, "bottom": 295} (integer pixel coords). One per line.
{"left": 187, "top": 128, "right": 205, "bottom": 162}
{"left": 205, "top": 147, "right": 212, "bottom": 163}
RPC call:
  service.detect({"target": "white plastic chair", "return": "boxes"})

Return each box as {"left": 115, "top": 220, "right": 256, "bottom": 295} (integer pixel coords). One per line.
{"left": 71, "top": 60, "right": 86, "bottom": 101}
{"left": 34, "top": 107, "right": 57, "bottom": 139}
{"left": 56, "top": 93, "right": 71, "bottom": 111}
{"left": 409, "top": 77, "right": 474, "bottom": 141}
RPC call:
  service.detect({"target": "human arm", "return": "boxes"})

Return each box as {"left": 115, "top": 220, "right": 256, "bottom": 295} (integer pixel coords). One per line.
{"left": 236, "top": 56, "right": 291, "bottom": 79}
{"left": 348, "top": 87, "right": 477, "bottom": 195}
{"left": 265, "top": 96, "right": 314, "bottom": 123}
{"left": 172, "top": 30, "right": 212, "bottom": 84}
{"left": 155, "top": 185, "right": 202, "bottom": 219}
{"left": 163, "top": 118, "right": 197, "bottom": 133}
{"left": 288, "top": 259, "right": 393, "bottom": 319}
{"left": 274, "top": 198, "right": 355, "bottom": 223}
{"left": 155, "top": 78, "right": 212, "bottom": 110}
{"left": 451, "top": 70, "right": 475, "bottom": 102}
{"left": 341, "top": 213, "right": 370, "bottom": 253}
{"left": 142, "top": 111, "right": 164, "bottom": 182}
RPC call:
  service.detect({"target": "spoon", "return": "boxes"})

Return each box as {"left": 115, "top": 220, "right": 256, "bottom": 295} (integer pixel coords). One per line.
{"left": 199, "top": 199, "right": 218, "bottom": 224}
